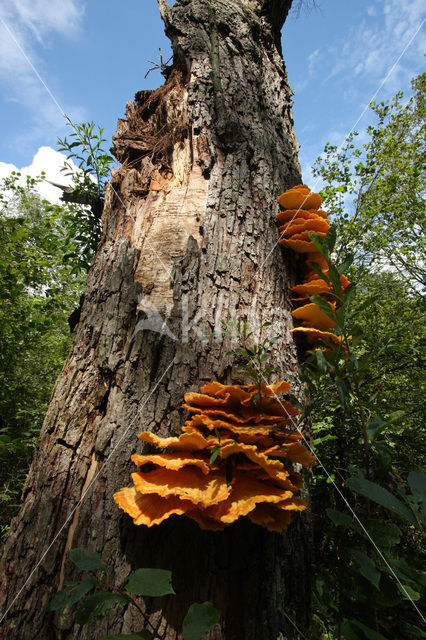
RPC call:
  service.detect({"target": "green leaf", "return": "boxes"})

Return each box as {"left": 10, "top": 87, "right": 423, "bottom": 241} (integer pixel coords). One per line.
{"left": 346, "top": 477, "right": 417, "bottom": 524}
{"left": 326, "top": 508, "right": 352, "bottom": 528}
{"left": 101, "top": 634, "right": 152, "bottom": 640}
{"left": 350, "top": 549, "right": 381, "bottom": 590}
{"left": 397, "top": 583, "right": 420, "bottom": 601}
{"left": 75, "top": 592, "right": 128, "bottom": 624}
{"left": 309, "top": 295, "right": 336, "bottom": 322}
{"left": 69, "top": 548, "right": 105, "bottom": 572}
{"left": 308, "top": 232, "right": 329, "bottom": 261}
{"left": 408, "top": 470, "right": 426, "bottom": 500}
{"left": 325, "top": 225, "right": 337, "bottom": 252}
{"left": 209, "top": 445, "right": 221, "bottom": 468}
{"left": 182, "top": 602, "right": 220, "bottom": 640}
{"left": 67, "top": 575, "right": 98, "bottom": 606}
{"left": 314, "top": 349, "right": 328, "bottom": 374}
{"left": 126, "top": 568, "right": 175, "bottom": 597}
{"left": 49, "top": 589, "right": 71, "bottom": 611}
{"left": 341, "top": 282, "right": 356, "bottom": 307}
{"left": 341, "top": 620, "right": 363, "bottom": 640}
{"left": 366, "top": 411, "right": 404, "bottom": 441}
{"left": 309, "top": 261, "right": 330, "bottom": 285}
{"left": 355, "top": 519, "right": 401, "bottom": 547}
{"left": 347, "top": 619, "right": 389, "bottom": 639}
{"left": 337, "top": 253, "right": 354, "bottom": 274}
{"left": 336, "top": 378, "right": 348, "bottom": 410}
{"left": 328, "top": 263, "right": 341, "bottom": 293}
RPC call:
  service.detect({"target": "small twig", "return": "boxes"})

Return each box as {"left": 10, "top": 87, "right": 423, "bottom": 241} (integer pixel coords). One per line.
{"left": 144, "top": 48, "right": 173, "bottom": 79}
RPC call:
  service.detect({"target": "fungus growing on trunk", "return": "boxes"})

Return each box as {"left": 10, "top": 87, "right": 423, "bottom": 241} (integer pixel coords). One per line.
{"left": 114, "top": 381, "right": 315, "bottom": 532}
{"left": 276, "top": 184, "right": 351, "bottom": 348}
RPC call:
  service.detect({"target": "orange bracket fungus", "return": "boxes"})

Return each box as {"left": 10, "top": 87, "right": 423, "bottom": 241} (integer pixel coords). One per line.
{"left": 114, "top": 382, "right": 315, "bottom": 533}
{"left": 276, "top": 183, "right": 351, "bottom": 348}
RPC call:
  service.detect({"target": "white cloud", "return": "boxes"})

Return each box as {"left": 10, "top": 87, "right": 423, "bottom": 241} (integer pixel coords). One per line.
{"left": 0, "top": 0, "right": 86, "bottom": 149}
{"left": 0, "top": 145, "right": 79, "bottom": 202}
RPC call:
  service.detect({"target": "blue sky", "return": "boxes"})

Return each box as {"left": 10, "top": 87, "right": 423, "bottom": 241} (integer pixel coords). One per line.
{"left": 0, "top": 0, "right": 424, "bottom": 195}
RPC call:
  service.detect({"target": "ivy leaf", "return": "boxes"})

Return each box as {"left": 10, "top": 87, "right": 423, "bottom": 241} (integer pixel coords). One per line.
{"left": 182, "top": 602, "right": 220, "bottom": 640}
{"left": 69, "top": 548, "right": 105, "bottom": 572}
{"left": 75, "top": 592, "right": 128, "bottom": 624}
{"left": 346, "top": 477, "right": 417, "bottom": 524}
{"left": 126, "top": 568, "right": 175, "bottom": 597}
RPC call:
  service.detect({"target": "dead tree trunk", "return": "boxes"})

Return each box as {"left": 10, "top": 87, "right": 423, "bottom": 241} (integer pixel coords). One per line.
{"left": 0, "top": 1, "right": 312, "bottom": 638}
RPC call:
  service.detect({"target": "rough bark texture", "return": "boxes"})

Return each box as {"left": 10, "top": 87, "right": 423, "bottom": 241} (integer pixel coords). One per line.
{"left": 0, "top": 1, "right": 312, "bottom": 638}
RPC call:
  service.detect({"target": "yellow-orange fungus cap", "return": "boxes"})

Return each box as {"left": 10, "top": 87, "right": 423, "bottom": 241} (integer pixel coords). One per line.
{"left": 264, "top": 443, "right": 316, "bottom": 467}
{"left": 252, "top": 469, "right": 303, "bottom": 492}
{"left": 238, "top": 408, "right": 291, "bottom": 425}
{"left": 277, "top": 190, "right": 322, "bottom": 211}
{"left": 280, "top": 218, "right": 330, "bottom": 238}
{"left": 276, "top": 209, "right": 328, "bottom": 224}
{"left": 218, "top": 442, "right": 285, "bottom": 475}
{"left": 190, "top": 413, "right": 286, "bottom": 436}
{"left": 113, "top": 487, "right": 195, "bottom": 526}
{"left": 182, "top": 404, "right": 261, "bottom": 424}
{"left": 137, "top": 429, "right": 209, "bottom": 451}
{"left": 262, "top": 381, "right": 291, "bottom": 396}
{"left": 237, "top": 433, "right": 276, "bottom": 447}
{"left": 201, "top": 474, "right": 294, "bottom": 524}
{"left": 292, "top": 302, "right": 336, "bottom": 331}
{"left": 242, "top": 397, "right": 301, "bottom": 419}
{"left": 248, "top": 504, "right": 292, "bottom": 531}
{"left": 292, "top": 274, "right": 349, "bottom": 297}
{"left": 277, "top": 497, "right": 308, "bottom": 511}
{"left": 132, "top": 468, "right": 231, "bottom": 508}
{"left": 186, "top": 509, "right": 227, "bottom": 531}
{"left": 279, "top": 237, "right": 322, "bottom": 253}
{"left": 292, "top": 326, "right": 342, "bottom": 345}
{"left": 200, "top": 383, "right": 253, "bottom": 403}
{"left": 183, "top": 392, "right": 231, "bottom": 407}
{"left": 131, "top": 452, "right": 213, "bottom": 475}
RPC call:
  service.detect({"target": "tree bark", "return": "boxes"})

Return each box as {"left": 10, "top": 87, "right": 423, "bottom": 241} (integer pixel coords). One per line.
{"left": 0, "top": 1, "right": 312, "bottom": 638}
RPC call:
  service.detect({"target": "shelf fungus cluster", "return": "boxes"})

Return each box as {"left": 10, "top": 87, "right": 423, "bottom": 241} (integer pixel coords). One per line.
{"left": 277, "top": 184, "right": 350, "bottom": 346}
{"left": 114, "top": 382, "right": 316, "bottom": 532}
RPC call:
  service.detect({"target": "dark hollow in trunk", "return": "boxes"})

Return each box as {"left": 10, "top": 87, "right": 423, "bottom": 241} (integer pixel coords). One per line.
{"left": 0, "top": 1, "right": 312, "bottom": 638}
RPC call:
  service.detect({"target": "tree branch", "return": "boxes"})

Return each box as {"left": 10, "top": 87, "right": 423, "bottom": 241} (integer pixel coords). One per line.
{"left": 157, "top": 0, "right": 169, "bottom": 24}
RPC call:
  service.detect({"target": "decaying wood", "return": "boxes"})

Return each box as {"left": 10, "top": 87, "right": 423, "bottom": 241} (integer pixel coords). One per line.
{"left": 0, "top": 1, "right": 312, "bottom": 638}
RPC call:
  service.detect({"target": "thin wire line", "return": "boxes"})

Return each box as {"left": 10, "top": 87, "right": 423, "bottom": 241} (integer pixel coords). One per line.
{"left": 250, "top": 16, "right": 426, "bottom": 285}
{"left": 0, "top": 357, "right": 175, "bottom": 624}
{"left": 250, "top": 358, "right": 426, "bottom": 624}
{"left": 0, "top": 17, "right": 67, "bottom": 119}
